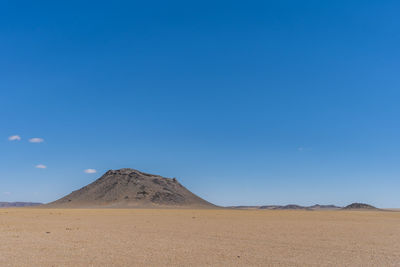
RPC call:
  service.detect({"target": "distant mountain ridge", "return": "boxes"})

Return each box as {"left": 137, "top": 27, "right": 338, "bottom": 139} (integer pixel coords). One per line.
{"left": 231, "top": 204, "right": 342, "bottom": 210}
{"left": 261, "top": 204, "right": 313, "bottom": 210}
{"left": 47, "top": 168, "right": 216, "bottom": 208}
{"left": 0, "top": 202, "right": 42, "bottom": 208}
{"left": 230, "top": 203, "right": 382, "bottom": 210}
{"left": 309, "top": 204, "right": 341, "bottom": 210}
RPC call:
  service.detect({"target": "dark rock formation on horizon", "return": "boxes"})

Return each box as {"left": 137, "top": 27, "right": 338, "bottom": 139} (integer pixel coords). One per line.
{"left": 226, "top": 206, "right": 260, "bottom": 209}
{"left": 271, "top": 204, "right": 312, "bottom": 210}
{"left": 0, "top": 202, "right": 42, "bottom": 208}
{"left": 342, "top": 203, "right": 377, "bottom": 210}
{"left": 257, "top": 205, "right": 280, "bottom": 210}
{"left": 229, "top": 203, "right": 382, "bottom": 211}
{"left": 47, "top": 168, "right": 216, "bottom": 208}
{"left": 231, "top": 204, "right": 342, "bottom": 210}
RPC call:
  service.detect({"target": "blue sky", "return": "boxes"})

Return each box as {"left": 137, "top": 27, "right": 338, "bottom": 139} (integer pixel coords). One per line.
{"left": 1, "top": 1, "right": 399, "bottom": 207}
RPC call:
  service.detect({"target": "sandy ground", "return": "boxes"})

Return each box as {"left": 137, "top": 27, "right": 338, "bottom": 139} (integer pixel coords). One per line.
{"left": 0, "top": 209, "right": 399, "bottom": 266}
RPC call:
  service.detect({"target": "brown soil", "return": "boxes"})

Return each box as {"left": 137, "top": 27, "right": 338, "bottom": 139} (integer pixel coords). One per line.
{"left": 1, "top": 209, "right": 399, "bottom": 266}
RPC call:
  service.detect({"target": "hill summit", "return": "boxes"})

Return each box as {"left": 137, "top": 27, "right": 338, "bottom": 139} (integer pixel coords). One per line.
{"left": 48, "top": 168, "right": 215, "bottom": 208}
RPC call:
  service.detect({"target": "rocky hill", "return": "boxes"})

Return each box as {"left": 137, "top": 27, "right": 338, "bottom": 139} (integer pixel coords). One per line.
{"left": 47, "top": 168, "right": 216, "bottom": 208}
{"left": 342, "top": 203, "right": 377, "bottom": 210}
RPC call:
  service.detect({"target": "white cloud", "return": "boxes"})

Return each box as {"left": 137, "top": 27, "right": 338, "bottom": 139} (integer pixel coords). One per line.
{"left": 29, "top": 138, "right": 44, "bottom": 143}
{"left": 3, "top": 192, "right": 11, "bottom": 195}
{"left": 8, "top": 135, "right": 21, "bottom": 141}
{"left": 84, "top": 169, "right": 97, "bottom": 174}
{"left": 298, "top": 146, "right": 312, "bottom": 152}
{"left": 35, "top": 164, "right": 47, "bottom": 169}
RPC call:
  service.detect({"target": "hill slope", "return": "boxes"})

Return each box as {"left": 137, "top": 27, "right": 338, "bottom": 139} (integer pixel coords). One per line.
{"left": 47, "top": 168, "right": 215, "bottom": 208}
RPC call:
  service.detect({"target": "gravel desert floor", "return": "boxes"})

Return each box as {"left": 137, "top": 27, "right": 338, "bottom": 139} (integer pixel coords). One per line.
{"left": 1, "top": 209, "right": 399, "bottom": 266}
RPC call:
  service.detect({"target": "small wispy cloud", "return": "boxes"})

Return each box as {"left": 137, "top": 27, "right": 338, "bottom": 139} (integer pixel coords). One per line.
{"left": 3, "top": 192, "right": 11, "bottom": 195}
{"left": 298, "top": 146, "right": 312, "bottom": 152}
{"left": 8, "top": 135, "right": 21, "bottom": 141}
{"left": 35, "top": 164, "right": 47, "bottom": 169}
{"left": 84, "top": 169, "right": 97, "bottom": 174}
{"left": 29, "top": 138, "right": 44, "bottom": 143}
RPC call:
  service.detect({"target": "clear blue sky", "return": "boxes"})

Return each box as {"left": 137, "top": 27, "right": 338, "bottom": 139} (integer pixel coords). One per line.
{"left": 1, "top": 1, "right": 399, "bottom": 207}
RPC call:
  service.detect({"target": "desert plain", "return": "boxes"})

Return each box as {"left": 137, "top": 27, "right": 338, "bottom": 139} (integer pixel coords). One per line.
{"left": 1, "top": 208, "right": 400, "bottom": 266}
